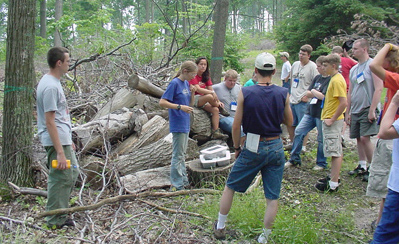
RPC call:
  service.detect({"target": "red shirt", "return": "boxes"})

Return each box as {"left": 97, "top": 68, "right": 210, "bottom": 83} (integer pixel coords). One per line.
{"left": 340, "top": 57, "right": 357, "bottom": 91}
{"left": 382, "top": 71, "right": 399, "bottom": 120}
{"left": 189, "top": 74, "right": 213, "bottom": 95}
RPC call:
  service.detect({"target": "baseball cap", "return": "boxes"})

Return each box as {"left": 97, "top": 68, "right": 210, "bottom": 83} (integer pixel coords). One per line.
{"left": 255, "top": 52, "right": 276, "bottom": 71}
{"left": 279, "top": 52, "right": 290, "bottom": 59}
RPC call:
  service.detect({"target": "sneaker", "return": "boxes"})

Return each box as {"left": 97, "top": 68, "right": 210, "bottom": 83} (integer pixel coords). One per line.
{"left": 317, "top": 176, "right": 341, "bottom": 184}
{"left": 211, "top": 128, "right": 229, "bottom": 140}
{"left": 284, "top": 161, "right": 299, "bottom": 169}
{"left": 55, "top": 218, "right": 75, "bottom": 229}
{"left": 301, "top": 146, "right": 307, "bottom": 153}
{"left": 218, "top": 106, "right": 230, "bottom": 117}
{"left": 314, "top": 181, "right": 338, "bottom": 192}
{"left": 213, "top": 221, "right": 226, "bottom": 240}
{"left": 312, "top": 165, "right": 325, "bottom": 171}
{"left": 348, "top": 164, "right": 367, "bottom": 176}
{"left": 362, "top": 169, "right": 370, "bottom": 182}
{"left": 257, "top": 232, "right": 268, "bottom": 244}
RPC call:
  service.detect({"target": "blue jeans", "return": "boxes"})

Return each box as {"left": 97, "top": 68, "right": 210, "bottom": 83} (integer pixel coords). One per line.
{"left": 371, "top": 189, "right": 399, "bottom": 244}
{"left": 289, "top": 114, "right": 326, "bottom": 168}
{"left": 219, "top": 116, "right": 245, "bottom": 137}
{"left": 290, "top": 102, "right": 308, "bottom": 126}
{"left": 282, "top": 79, "right": 291, "bottom": 94}
{"left": 226, "top": 139, "right": 285, "bottom": 200}
{"left": 171, "top": 132, "right": 189, "bottom": 189}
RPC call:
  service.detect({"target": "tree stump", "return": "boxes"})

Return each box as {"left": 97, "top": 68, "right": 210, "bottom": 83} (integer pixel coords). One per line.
{"left": 187, "top": 154, "right": 235, "bottom": 187}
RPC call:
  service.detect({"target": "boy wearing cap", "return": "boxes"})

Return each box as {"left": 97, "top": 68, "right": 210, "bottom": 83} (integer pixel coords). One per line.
{"left": 214, "top": 52, "right": 293, "bottom": 243}
{"left": 280, "top": 52, "right": 291, "bottom": 93}
{"left": 315, "top": 54, "right": 347, "bottom": 192}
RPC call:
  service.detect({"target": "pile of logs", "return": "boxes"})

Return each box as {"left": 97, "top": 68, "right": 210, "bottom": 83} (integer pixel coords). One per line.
{"left": 34, "top": 73, "right": 233, "bottom": 193}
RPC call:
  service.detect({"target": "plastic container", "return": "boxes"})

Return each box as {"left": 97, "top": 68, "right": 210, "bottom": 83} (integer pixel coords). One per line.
{"left": 199, "top": 150, "right": 231, "bottom": 168}
{"left": 51, "top": 160, "right": 72, "bottom": 169}
{"left": 200, "top": 145, "right": 228, "bottom": 160}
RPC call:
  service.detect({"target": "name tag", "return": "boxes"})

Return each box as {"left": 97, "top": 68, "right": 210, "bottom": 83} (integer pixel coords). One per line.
{"left": 293, "top": 78, "right": 299, "bottom": 88}
{"left": 230, "top": 102, "right": 237, "bottom": 111}
{"left": 310, "top": 97, "right": 318, "bottom": 104}
{"left": 357, "top": 72, "right": 365, "bottom": 84}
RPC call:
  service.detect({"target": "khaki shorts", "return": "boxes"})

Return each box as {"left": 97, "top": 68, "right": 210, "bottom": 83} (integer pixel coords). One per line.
{"left": 194, "top": 95, "right": 207, "bottom": 108}
{"left": 322, "top": 119, "right": 344, "bottom": 157}
{"left": 366, "top": 139, "right": 393, "bottom": 198}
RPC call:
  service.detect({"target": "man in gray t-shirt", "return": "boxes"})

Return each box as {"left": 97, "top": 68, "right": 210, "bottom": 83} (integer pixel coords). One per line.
{"left": 36, "top": 47, "right": 79, "bottom": 228}
{"left": 346, "top": 39, "right": 383, "bottom": 179}
{"left": 213, "top": 69, "right": 243, "bottom": 136}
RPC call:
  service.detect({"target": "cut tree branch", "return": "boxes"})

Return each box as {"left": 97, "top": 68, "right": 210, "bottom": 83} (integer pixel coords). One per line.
{"left": 37, "top": 189, "right": 220, "bottom": 218}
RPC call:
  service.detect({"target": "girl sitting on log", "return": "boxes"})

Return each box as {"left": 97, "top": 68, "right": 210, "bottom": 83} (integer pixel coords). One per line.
{"left": 159, "top": 61, "right": 198, "bottom": 191}
{"left": 189, "top": 57, "right": 229, "bottom": 140}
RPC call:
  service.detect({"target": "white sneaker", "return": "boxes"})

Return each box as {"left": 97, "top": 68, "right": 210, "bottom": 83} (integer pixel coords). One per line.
{"left": 257, "top": 233, "right": 268, "bottom": 244}
{"left": 284, "top": 161, "right": 295, "bottom": 169}
{"left": 312, "top": 165, "right": 324, "bottom": 171}
{"left": 301, "top": 146, "right": 307, "bottom": 152}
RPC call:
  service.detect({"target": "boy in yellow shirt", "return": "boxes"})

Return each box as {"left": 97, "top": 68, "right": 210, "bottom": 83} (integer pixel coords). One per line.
{"left": 315, "top": 54, "right": 347, "bottom": 192}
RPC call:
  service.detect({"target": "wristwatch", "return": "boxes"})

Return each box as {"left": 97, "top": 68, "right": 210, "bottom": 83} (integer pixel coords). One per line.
{"left": 234, "top": 146, "right": 241, "bottom": 151}
{"left": 177, "top": 104, "right": 181, "bottom": 110}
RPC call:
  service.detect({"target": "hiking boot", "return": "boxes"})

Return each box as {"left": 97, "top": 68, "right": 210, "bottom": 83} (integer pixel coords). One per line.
{"left": 211, "top": 128, "right": 229, "bottom": 140}
{"left": 348, "top": 164, "right": 367, "bottom": 176}
{"left": 312, "top": 165, "right": 325, "bottom": 171}
{"left": 317, "top": 176, "right": 341, "bottom": 184}
{"left": 55, "top": 218, "right": 75, "bottom": 229}
{"left": 284, "top": 161, "right": 299, "bottom": 169}
{"left": 218, "top": 106, "right": 230, "bottom": 117}
{"left": 314, "top": 181, "right": 338, "bottom": 192}
{"left": 213, "top": 221, "right": 226, "bottom": 240}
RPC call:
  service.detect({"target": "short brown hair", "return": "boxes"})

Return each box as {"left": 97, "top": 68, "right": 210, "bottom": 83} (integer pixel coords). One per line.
{"left": 332, "top": 46, "right": 343, "bottom": 54}
{"left": 316, "top": 56, "right": 327, "bottom": 65}
{"left": 324, "top": 54, "right": 341, "bottom": 67}
{"left": 300, "top": 44, "right": 313, "bottom": 55}
{"left": 47, "top": 47, "right": 69, "bottom": 69}
{"left": 354, "top": 39, "right": 369, "bottom": 51}
{"left": 224, "top": 69, "right": 238, "bottom": 79}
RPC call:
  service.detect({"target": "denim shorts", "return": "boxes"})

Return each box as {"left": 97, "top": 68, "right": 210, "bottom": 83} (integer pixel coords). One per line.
{"left": 226, "top": 138, "right": 285, "bottom": 200}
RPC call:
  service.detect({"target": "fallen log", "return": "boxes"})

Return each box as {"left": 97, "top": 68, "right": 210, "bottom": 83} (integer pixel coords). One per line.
{"left": 190, "top": 108, "right": 212, "bottom": 143}
{"left": 8, "top": 182, "right": 47, "bottom": 197}
{"left": 120, "top": 166, "right": 171, "bottom": 193}
{"left": 73, "top": 108, "right": 145, "bottom": 154}
{"left": 112, "top": 115, "right": 169, "bottom": 157}
{"left": 92, "top": 88, "right": 138, "bottom": 121}
{"left": 115, "top": 133, "right": 199, "bottom": 175}
{"left": 128, "top": 73, "right": 165, "bottom": 98}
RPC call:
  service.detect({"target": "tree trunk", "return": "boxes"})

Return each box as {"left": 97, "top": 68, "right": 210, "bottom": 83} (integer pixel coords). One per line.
{"left": 210, "top": 0, "right": 229, "bottom": 85}
{"left": 127, "top": 73, "right": 165, "bottom": 98}
{"left": 54, "top": 0, "right": 62, "bottom": 46}
{"left": 116, "top": 134, "right": 199, "bottom": 176}
{"left": 0, "top": 0, "right": 36, "bottom": 186}
{"left": 40, "top": 0, "right": 46, "bottom": 39}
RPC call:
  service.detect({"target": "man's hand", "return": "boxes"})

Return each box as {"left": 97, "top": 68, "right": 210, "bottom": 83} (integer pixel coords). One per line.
{"left": 368, "top": 110, "right": 377, "bottom": 123}
{"left": 301, "top": 95, "right": 309, "bottom": 103}
{"left": 345, "top": 114, "right": 351, "bottom": 125}
{"left": 324, "top": 118, "right": 334, "bottom": 127}
{"left": 56, "top": 153, "right": 68, "bottom": 170}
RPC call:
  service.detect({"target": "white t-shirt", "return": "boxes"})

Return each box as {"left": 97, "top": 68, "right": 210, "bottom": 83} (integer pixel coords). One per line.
{"left": 388, "top": 119, "right": 399, "bottom": 193}
{"left": 281, "top": 61, "right": 291, "bottom": 80}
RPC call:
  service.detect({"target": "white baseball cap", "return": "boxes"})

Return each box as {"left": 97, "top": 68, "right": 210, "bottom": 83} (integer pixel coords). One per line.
{"left": 255, "top": 52, "right": 276, "bottom": 71}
